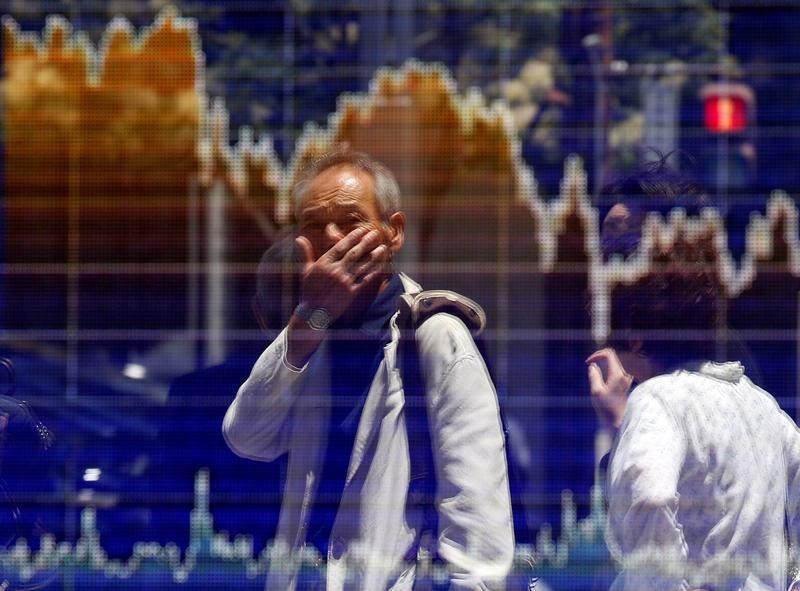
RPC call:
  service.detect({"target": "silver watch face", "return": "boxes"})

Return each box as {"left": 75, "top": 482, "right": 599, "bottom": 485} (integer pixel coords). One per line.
{"left": 308, "top": 307, "right": 332, "bottom": 330}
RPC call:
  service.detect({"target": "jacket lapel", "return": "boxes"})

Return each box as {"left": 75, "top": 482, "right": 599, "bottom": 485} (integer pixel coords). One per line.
{"left": 346, "top": 274, "right": 420, "bottom": 483}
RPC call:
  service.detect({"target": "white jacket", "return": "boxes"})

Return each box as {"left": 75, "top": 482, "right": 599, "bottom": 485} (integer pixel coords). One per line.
{"left": 607, "top": 361, "right": 800, "bottom": 591}
{"left": 222, "top": 275, "right": 514, "bottom": 590}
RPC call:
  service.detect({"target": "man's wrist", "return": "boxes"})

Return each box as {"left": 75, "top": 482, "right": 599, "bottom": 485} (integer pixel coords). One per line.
{"left": 293, "top": 302, "right": 333, "bottom": 331}
{"left": 286, "top": 313, "right": 327, "bottom": 369}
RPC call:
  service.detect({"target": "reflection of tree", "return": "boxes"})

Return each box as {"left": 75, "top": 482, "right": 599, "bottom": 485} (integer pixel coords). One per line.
{"left": 3, "top": 10, "right": 199, "bottom": 329}
{"left": 291, "top": 4, "right": 361, "bottom": 133}
{"left": 556, "top": 1, "right": 732, "bottom": 185}
{"left": 501, "top": 50, "right": 571, "bottom": 195}
{"left": 614, "top": 0, "right": 725, "bottom": 65}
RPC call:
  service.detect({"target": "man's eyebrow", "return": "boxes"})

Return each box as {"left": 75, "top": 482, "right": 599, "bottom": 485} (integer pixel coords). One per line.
{"left": 340, "top": 207, "right": 366, "bottom": 216}
{"left": 329, "top": 204, "right": 365, "bottom": 218}
{"left": 300, "top": 203, "right": 330, "bottom": 219}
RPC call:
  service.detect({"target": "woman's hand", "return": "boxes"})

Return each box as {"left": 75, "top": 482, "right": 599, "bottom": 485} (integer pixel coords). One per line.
{"left": 586, "top": 347, "right": 634, "bottom": 430}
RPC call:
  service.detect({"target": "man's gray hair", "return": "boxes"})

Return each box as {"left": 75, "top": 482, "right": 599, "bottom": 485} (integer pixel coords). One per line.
{"left": 293, "top": 149, "right": 401, "bottom": 220}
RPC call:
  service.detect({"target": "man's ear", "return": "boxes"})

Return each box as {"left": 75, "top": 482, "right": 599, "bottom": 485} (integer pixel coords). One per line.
{"left": 386, "top": 211, "right": 405, "bottom": 254}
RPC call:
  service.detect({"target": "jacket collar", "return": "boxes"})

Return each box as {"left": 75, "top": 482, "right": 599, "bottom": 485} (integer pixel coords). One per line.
{"left": 694, "top": 360, "right": 744, "bottom": 382}
{"left": 398, "top": 272, "right": 422, "bottom": 295}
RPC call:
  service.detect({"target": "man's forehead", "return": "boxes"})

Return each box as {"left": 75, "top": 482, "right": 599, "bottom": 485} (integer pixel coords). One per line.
{"left": 312, "top": 163, "right": 370, "bottom": 189}
{"left": 300, "top": 165, "right": 377, "bottom": 210}
{"left": 338, "top": 171, "right": 363, "bottom": 190}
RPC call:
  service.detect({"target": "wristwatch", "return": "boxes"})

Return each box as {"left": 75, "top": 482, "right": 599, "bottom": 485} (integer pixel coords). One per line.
{"left": 293, "top": 302, "right": 333, "bottom": 330}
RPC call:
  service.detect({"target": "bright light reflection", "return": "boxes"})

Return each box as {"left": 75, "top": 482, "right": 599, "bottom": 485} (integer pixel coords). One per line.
{"left": 83, "top": 468, "right": 102, "bottom": 482}
{"left": 122, "top": 363, "right": 147, "bottom": 380}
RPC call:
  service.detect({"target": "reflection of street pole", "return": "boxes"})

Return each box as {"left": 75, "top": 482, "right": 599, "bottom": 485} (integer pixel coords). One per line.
{"left": 583, "top": 33, "right": 607, "bottom": 196}
{"left": 206, "top": 180, "right": 227, "bottom": 366}
{"left": 188, "top": 175, "right": 201, "bottom": 368}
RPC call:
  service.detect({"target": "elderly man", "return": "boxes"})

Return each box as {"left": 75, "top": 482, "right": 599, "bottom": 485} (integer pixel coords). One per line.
{"left": 587, "top": 163, "right": 800, "bottom": 591}
{"left": 223, "top": 150, "right": 513, "bottom": 590}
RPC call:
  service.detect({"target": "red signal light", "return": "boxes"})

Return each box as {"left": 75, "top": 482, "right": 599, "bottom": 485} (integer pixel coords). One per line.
{"left": 700, "top": 83, "right": 754, "bottom": 134}
{"left": 705, "top": 94, "right": 747, "bottom": 133}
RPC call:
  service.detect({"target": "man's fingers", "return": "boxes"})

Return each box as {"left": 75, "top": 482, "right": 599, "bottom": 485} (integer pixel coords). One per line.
{"left": 325, "top": 226, "right": 372, "bottom": 261}
{"left": 356, "top": 260, "right": 391, "bottom": 289}
{"left": 350, "top": 244, "right": 388, "bottom": 282}
{"left": 295, "top": 235, "right": 315, "bottom": 271}
{"left": 342, "top": 229, "right": 384, "bottom": 269}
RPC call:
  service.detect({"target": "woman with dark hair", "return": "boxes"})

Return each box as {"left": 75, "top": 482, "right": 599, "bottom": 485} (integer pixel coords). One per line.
{"left": 587, "top": 161, "right": 800, "bottom": 591}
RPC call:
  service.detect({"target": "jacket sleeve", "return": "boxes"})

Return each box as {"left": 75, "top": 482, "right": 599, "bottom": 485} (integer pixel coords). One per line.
{"left": 222, "top": 328, "right": 315, "bottom": 461}
{"left": 415, "top": 313, "right": 514, "bottom": 590}
{"left": 606, "top": 382, "right": 689, "bottom": 591}
{"left": 783, "top": 411, "right": 800, "bottom": 589}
